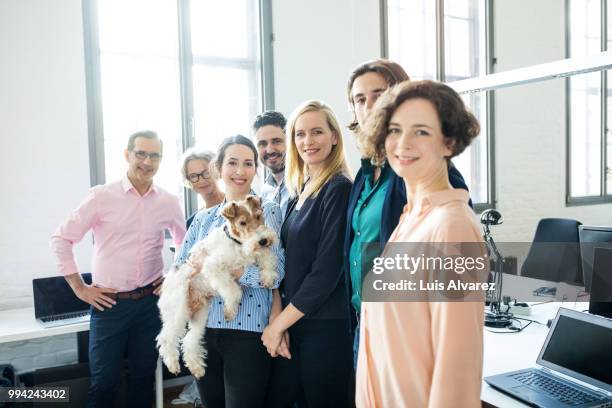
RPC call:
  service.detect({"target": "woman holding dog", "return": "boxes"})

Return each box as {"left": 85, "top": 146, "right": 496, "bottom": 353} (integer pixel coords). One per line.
{"left": 179, "top": 147, "right": 225, "bottom": 229}
{"left": 175, "top": 135, "right": 285, "bottom": 408}
{"left": 262, "top": 100, "right": 355, "bottom": 407}
{"left": 355, "top": 80, "right": 485, "bottom": 407}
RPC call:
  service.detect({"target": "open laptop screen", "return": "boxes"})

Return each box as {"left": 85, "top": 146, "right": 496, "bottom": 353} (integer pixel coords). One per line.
{"left": 537, "top": 308, "right": 612, "bottom": 393}
{"left": 32, "top": 273, "right": 92, "bottom": 318}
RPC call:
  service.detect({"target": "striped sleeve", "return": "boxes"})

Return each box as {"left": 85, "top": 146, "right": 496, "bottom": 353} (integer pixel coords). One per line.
{"left": 174, "top": 207, "right": 219, "bottom": 266}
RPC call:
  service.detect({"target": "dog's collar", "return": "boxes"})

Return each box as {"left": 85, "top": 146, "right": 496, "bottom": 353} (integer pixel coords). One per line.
{"left": 224, "top": 225, "right": 242, "bottom": 245}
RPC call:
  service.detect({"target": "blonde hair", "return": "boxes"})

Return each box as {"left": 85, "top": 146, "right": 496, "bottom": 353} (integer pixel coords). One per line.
{"left": 285, "top": 100, "right": 352, "bottom": 200}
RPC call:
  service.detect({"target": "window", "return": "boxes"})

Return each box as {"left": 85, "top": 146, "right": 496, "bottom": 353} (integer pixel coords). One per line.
{"left": 84, "top": 0, "right": 269, "bottom": 213}
{"left": 567, "top": 0, "right": 611, "bottom": 203}
{"left": 386, "top": 0, "right": 492, "bottom": 210}
{"left": 189, "top": 0, "right": 263, "bottom": 152}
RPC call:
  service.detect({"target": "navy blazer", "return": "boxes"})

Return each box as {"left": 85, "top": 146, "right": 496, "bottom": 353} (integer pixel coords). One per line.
{"left": 281, "top": 174, "right": 353, "bottom": 319}
{"left": 343, "top": 160, "right": 472, "bottom": 320}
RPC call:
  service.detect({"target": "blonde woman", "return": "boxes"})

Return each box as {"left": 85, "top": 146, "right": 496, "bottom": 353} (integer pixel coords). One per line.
{"left": 262, "top": 100, "right": 354, "bottom": 407}
{"left": 356, "top": 80, "right": 485, "bottom": 407}
{"left": 179, "top": 147, "right": 224, "bottom": 229}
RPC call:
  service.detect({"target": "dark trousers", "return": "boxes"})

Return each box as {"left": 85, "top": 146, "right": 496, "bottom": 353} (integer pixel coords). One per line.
{"left": 265, "top": 318, "right": 355, "bottom": 408}
{"left": 87, "top": 294, "right": 161, "bottom": 408}
{"left": 196, "top": 328, "right": 272, "bottom": 408}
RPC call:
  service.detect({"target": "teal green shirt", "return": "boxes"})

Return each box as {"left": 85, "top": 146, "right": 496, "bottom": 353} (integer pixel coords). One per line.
{"left": 349, "top": 164, "right": 392, "bottom": 312}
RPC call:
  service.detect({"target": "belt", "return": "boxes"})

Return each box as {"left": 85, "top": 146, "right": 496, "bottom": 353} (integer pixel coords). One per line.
{"left": 105, "top": 284, "right": 155, "bottom": 300}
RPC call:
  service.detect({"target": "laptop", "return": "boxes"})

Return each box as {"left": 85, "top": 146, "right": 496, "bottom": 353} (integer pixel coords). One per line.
{"left": 589, "top": 247, "right": 612, "bottom": 319}
{"left": 485, "top": 308, "right": 612, "bottom": 407}
{"left": 32, "top": 273, "right": 92, "bottom": 328}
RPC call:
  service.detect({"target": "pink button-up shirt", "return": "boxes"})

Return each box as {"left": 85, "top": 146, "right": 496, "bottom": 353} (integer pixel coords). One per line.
{"left": 51, "top": 176, "right": 186, "bottom": 292}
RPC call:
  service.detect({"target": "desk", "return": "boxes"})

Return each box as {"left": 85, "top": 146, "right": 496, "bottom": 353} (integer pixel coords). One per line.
{"left": 0, "top": 307, "right": 164, "bottom": 408}
{"left": 2, "top": 302, "right": 590, "bottom": 407}
{"left": 481, "top": 301, "right": 589, "bottom": 407}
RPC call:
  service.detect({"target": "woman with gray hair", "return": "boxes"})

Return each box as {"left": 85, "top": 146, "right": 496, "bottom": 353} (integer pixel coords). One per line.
{"left": 180, "top": 146, "right": 224, "bottom": 229}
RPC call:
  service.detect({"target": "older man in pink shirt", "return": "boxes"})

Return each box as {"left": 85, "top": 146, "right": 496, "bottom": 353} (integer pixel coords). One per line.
{"left": 51, "top": 130, "right": 185, "bottom": 408}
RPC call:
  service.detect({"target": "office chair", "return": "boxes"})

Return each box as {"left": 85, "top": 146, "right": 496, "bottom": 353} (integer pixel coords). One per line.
{"left": 520, "top": 218, "right": 583, "bottom": 285}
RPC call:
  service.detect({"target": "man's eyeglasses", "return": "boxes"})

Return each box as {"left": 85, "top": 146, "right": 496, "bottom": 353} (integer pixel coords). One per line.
{"left": 132, "top": 150, "right": 162, "bottom": 161}
{"left": 187, "top": 170, "right": 211, "bottom": 183}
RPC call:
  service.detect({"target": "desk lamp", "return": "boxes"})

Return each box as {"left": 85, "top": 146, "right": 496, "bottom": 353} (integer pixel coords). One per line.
{"left": 481, "top": 209, "right": 513, "bottom": 328}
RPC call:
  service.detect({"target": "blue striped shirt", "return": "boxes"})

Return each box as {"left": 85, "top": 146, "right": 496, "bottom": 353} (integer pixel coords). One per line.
{"left": 175, "top": 200, "right": 285, "bottom": 333}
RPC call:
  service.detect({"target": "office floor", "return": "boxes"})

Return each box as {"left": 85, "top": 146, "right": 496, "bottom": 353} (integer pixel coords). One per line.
{"left": 160, "top": 385, "right": 198, "bottom": 408}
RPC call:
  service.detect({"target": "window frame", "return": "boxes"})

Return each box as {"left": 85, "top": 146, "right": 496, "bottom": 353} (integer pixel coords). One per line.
{"left": 566, "top": 0, "right": 611, "bottom": 206}
{"left": 381, "top": 0, "right": 496, "bottom": 213}
{"left": 82, "top": 0, "right": 275, "bottom": 218}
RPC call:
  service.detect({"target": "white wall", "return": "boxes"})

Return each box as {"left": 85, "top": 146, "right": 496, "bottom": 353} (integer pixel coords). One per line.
{"left": 0, "top": 0, "right": 92, "bottom": 309}
{"left": 492, "top": 0, "right": 612, "bottom": 241}
{"left": 0, "top": 0, "right": 90, "bottom": 372}
{"left": 272, "top": 0, "right": 382, "bottom": 172}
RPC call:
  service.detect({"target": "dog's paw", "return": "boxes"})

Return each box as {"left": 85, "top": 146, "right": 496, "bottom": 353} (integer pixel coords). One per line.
{"left": 167, "top": 360, "right": 181, "bottom": 375}
{"left": 157, "top": 339, "right": 180, "bottom": 374}
{"left": 162, "top": 355, "right": 181, "bottom": 375}
{"left": 186, "top": 362, "right": 205, "bottom": 379}
{"left": 260, "top": 274, "right": 276, "bottom": 288}
{"left": 223, "top": 307, "right": 238, "bottom": 321}
{"left": 183, "top": 355, "right": 206, "bottom": 378}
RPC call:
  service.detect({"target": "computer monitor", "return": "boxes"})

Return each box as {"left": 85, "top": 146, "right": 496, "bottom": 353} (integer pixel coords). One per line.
{"left": 589, "top": 247, "right": 612, "bottom": 319}
{"left": 579, "top": 226, "right": 612, "bottom": 292}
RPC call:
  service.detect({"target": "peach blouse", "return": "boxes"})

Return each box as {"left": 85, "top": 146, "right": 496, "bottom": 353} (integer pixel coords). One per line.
{"left": 356, "top": 189, "right": 485, "bottom": 408}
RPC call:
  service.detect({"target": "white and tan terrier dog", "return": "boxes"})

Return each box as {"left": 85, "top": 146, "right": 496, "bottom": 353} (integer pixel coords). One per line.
{"left": 156, "top": 196, "right": 278, "bottom": 378}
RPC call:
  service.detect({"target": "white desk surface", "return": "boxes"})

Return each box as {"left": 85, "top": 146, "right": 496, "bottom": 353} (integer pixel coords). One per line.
{"left": 481, "top": 301, "right": 589, "bottom": 407}
{"left": 1, "top": 302, "right": 590, "bottom": 407}
{"left": 0, "top": 307, "right": 89, "bottom": 343}
{"left": 0, "top": 306, "right": 164, "bottom": 408}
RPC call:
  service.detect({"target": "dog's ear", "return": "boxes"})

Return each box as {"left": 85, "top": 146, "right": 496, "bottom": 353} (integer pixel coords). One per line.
{"left": 221, "top": 202, "right": 238, "bottom": 220}
{"left": 245, "top": 195, "right": 262, "bottom": 210}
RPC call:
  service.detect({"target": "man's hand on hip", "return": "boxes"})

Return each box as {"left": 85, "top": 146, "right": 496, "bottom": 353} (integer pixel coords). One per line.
{"left": 152, "top": 276, "right": 164, "bottom": 296}
{"left": 76, "top": 285, "right": 117, "bottom": 311}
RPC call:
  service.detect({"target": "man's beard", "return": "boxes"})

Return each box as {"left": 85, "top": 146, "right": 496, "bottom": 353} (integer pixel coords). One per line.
{"left": 263, "top": 153, "right": 285, "bottom": 174}
{"left": 270, "top": 164, "right": 285, "bottom": 174}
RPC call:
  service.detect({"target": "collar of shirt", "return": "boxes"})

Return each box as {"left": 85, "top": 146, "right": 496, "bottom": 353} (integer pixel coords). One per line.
{"left": 402, "top": 188, "right": 470, "bottom": 216}
{"left": 361, "top": 158, "right": 375, "bottom": 176}
{"left": 265, "top": 172, "right": 283, "bottom": 188}
{"left": 207, "top": 204, "right": 223, "bottom": 221}
{"left": 121, "top": 175, "right": 158, "bottom": 196}
{"left": 361, "top": 158, "right": 390, "bottom": 179}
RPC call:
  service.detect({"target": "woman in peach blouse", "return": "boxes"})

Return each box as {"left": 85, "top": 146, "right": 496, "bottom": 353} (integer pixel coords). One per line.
{"left": 355, "top": 80, "right": 485, "bottom": 408}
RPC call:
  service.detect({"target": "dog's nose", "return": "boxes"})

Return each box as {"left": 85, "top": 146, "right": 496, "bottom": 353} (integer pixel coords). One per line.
{"left": 258, "top": 238, "right": 268, "bottom": 246}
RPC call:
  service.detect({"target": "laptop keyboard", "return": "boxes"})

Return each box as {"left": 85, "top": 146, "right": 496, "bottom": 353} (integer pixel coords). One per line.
{"left": 40, "top": 310, "right": 89, "bottom": 323}
{"left": 511, "top": 371, "right": 602, "bottom": 406}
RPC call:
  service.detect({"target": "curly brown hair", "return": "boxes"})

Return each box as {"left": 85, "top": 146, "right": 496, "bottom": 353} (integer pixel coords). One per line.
{"left": 346, "top": 59, "right": 410, "bottom": 132}
{"left": 359, "top": 80, "right": 480, "bottom": 166}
